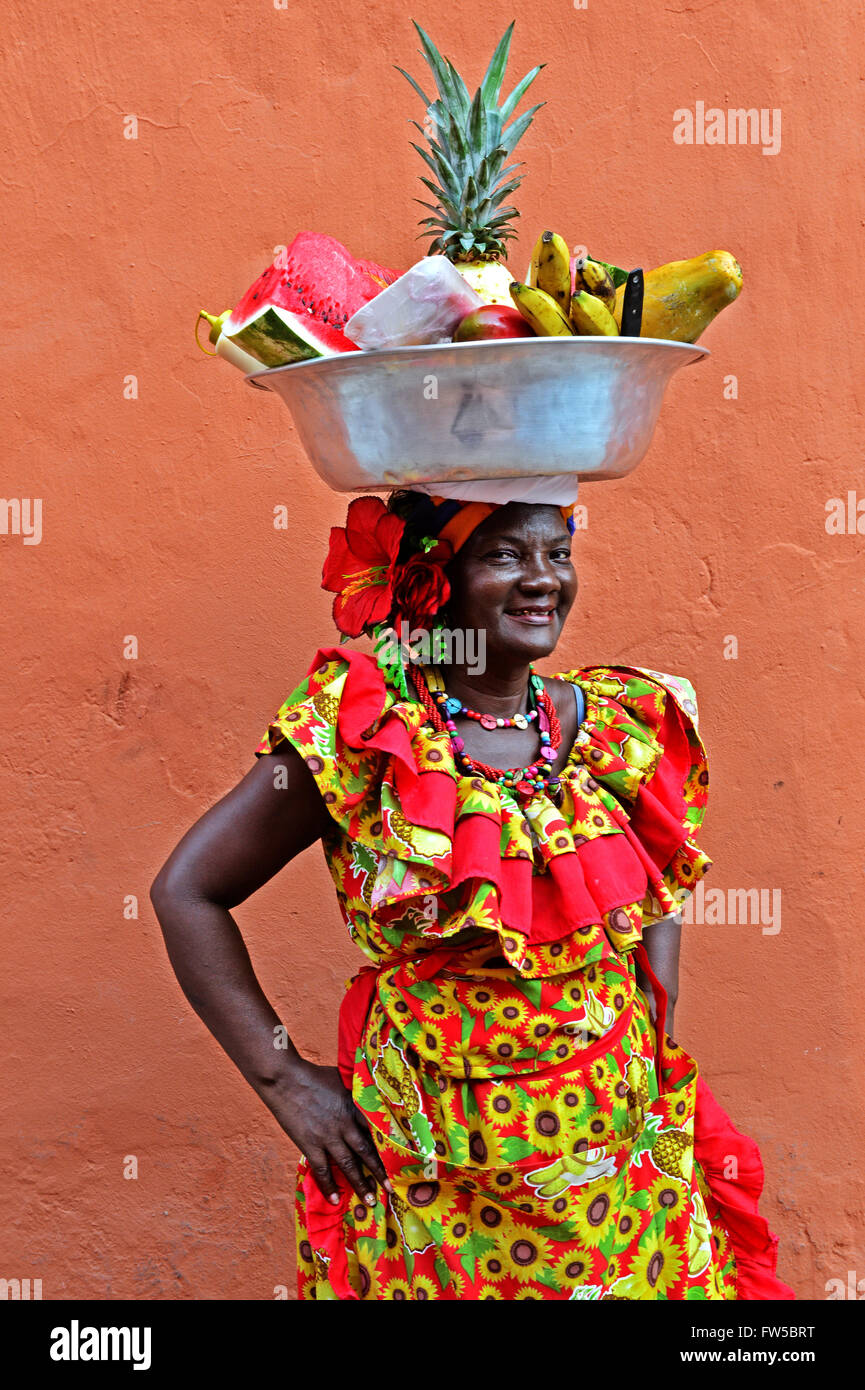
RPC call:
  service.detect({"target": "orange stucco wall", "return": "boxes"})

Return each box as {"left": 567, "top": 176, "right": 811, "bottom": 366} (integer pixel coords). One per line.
{"left": 2, "top": 1, "right": 862, "bottom": 1301}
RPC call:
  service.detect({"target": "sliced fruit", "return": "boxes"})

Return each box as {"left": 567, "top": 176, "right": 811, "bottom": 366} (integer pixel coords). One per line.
{"left": 222, "top": 231, "right": 402, "bottom": 367}
{"left": 454, "top": 260, "right": 517, "bottom": 306}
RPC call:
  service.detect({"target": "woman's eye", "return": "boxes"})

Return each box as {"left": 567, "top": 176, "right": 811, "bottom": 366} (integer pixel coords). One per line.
{"left": 483, "top": 546, "right": 571, "bottom": 561}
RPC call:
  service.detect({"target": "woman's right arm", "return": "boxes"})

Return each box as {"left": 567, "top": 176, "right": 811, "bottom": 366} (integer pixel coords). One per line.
{"left": 149, "top": 742, "right": 390, "bottom": 1208}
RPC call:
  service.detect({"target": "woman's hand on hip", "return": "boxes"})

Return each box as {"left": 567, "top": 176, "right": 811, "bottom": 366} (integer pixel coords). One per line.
{"left": 263, "top": 1059, "right": 393, "bottom": 1207}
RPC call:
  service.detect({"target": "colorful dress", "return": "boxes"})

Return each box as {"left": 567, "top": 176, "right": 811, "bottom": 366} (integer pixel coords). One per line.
{"left": 255, "top": 646, "right": 794, "bottom": 1301}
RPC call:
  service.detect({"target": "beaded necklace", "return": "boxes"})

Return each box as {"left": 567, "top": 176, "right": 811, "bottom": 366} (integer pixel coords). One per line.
{"left": 445, "top": 693, "right": 538, "bottom": 731}
{"left": 409, "top": 662, "right": 563, "bottom": 800}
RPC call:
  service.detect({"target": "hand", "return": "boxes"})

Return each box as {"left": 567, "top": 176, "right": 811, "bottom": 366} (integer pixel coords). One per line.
{"left": 262, "top": 1059, "right": 393, "bottom": 1207}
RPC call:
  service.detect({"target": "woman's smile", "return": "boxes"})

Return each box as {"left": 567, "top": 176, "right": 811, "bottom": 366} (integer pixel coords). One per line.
{"left": 503, "top": 603, "right": 558, "bottom": 625}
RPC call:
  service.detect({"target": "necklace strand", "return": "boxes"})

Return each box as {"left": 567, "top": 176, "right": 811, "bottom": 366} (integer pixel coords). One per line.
{"left": 442, "top": 691, "right": 538, "bottom": 730}
{"left": 409, "top": 663, "right": 563, "bottom": 798}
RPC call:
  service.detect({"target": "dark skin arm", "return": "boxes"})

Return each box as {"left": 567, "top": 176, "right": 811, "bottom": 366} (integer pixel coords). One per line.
{"left": 634, "top": 910, "right": 682, "bottom": 1040}
{"left": 149, "top": 742, "right": 392, "bottom": 1208}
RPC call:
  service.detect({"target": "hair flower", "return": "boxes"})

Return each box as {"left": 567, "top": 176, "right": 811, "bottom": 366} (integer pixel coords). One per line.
{"left": 321, "top": 496, "right": 406, "bottom": 638}
{"left": 391, "top": 540, "right": 453, "bottom": 630}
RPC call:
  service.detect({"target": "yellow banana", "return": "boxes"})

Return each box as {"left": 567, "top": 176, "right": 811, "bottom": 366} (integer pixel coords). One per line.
{"left": 569, "top": 290, "right": 620, "bottom": 337}
{"left": 687, "top": 1191, "right": 713, "bottom": 1276}
{"left": 510, "top": 281, "right": 574, "bottom": 337}
{"left": 529, "top": 230, "right": 572, "bottom": 310}
{"left": 573, "top": 256, "right": 616, "bottom": 311}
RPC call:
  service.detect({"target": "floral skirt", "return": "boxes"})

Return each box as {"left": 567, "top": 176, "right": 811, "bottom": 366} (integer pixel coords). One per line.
{"left": 292, "top": 946, "right": 761, "bottom": 1301}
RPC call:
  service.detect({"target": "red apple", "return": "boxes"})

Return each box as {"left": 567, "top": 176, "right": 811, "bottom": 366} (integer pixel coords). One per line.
{"left": 453, "top": 304, "right": 534, "bottom": 341}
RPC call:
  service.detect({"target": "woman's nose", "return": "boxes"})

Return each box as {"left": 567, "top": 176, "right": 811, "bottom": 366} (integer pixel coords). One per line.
{"left": 517, "top": 554, "right": 561, "bottom": 590}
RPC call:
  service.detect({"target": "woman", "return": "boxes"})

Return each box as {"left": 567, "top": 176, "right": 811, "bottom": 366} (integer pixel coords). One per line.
{"left": 151, "top": 490, "right": 794, "bottom": 1300}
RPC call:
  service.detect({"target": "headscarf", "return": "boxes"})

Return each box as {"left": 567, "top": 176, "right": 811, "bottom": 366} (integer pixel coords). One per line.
{"left": 421, "top": 495, "right": 577, "bottom": 553}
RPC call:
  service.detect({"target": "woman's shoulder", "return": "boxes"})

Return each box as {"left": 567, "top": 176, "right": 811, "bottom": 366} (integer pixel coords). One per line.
{"left": 255, "top": 646, "right": 393, "bottom": 755}
{"left": 255, "top": 646, "right": 437, "bottom": 796}
{"left": 551, "top": 662, "right": 703, "bottom": 738}
{"left": 287, "top": 645, "right": 384, "bottom": 702}
{"left": 548, "top": 662, "right": 709, "bottom": 825}
{"left": 253, "top": 646, "right": 457, "bottom": 855}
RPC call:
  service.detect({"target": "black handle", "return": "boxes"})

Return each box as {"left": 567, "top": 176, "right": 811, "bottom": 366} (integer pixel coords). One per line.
{"left": 620, "top": 268, "right": 644, "bottom": 337}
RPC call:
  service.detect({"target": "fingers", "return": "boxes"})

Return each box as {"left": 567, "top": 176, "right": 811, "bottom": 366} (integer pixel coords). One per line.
{"left": 328, "top": 1139, "right": 378, "bottom": 1207}
{"left": 307, "top": 1149, "right": 341, "bottom": 1207}
{"left": 349, "top": 1116, "right": 393, "bottom": 1193}
{"left": 303, "top": 1105, "right": 392, "bottom": 1209}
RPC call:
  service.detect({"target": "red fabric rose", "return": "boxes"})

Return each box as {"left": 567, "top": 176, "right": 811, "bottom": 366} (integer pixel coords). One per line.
{"left": 391, "top": 541, "right": 453, "bottom": 629}
{"left": 321, "top": 496, "right": 406, "bottom": 638}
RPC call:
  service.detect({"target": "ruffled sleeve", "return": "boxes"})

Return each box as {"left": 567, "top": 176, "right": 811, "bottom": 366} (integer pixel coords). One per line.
{"left": 255, "top": 648, "right": 377, "bottom": 837}
{"left": 254, "top": 645, "right": 463, "bottom": 854}
{"left": 563, "top": 664, "right": 713, "bottom": 927}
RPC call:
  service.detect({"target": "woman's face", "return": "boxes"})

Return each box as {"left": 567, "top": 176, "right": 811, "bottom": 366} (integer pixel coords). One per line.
{"left": 444, "top": 503, "right": 578, "bottom": 664}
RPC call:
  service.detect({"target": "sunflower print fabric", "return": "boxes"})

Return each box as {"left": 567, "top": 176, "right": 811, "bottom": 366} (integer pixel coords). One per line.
{"left": 254, "top": 648, "right": 792, "bottom": 1301}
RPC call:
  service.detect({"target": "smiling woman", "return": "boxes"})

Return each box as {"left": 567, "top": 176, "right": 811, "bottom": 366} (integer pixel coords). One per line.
{"left": 150, "top": 488, "right": 794, "bottom": 1301}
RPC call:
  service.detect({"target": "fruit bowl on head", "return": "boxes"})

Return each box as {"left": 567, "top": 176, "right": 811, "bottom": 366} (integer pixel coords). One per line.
{"left": 245, "top": 334, "right": 709, "bottom": 502}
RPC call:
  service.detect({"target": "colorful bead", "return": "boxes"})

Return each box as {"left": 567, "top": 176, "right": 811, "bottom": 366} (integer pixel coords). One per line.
{"left": 443, "top": 686, "right": 539, "bottom": 729}
{"left": 408, "top": 663, "right": 563, "bottom": 801}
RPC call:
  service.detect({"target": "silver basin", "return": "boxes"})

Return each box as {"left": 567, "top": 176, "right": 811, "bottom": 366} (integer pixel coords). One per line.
{"left": 246, "top": 336, "right": 708, "bottom": 494}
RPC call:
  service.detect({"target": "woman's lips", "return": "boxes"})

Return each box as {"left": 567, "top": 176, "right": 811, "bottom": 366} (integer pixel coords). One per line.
{"left": 504, "top": 607, "right": 557, "bottom": 625}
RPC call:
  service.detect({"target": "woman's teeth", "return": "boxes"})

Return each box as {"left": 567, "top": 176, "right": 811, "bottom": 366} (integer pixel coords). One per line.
{"left": 506, "top": 607, "right": 556, "bottom": 623}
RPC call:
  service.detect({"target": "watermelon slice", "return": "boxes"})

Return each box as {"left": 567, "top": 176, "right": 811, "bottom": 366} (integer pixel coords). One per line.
{"left": 224, "top": 232, "right": 402, "bottom": 368}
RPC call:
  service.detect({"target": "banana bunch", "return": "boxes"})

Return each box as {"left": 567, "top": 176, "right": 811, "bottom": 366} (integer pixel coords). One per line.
{"left": 510, "top": 231, "right": 620, "bottom": 338}
{"left": 563, "top": 989, "right": 615, "bottom": 1039}
{"left": 515, "top": 234, "right": 744, "bottom": 344}
{"left": 525, "top": 1147, "right": 618, "bottom": 1198}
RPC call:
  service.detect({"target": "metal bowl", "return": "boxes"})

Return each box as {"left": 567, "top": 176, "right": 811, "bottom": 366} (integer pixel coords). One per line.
{"left": 246, "top": 336, "right": 708, "bottom": 496}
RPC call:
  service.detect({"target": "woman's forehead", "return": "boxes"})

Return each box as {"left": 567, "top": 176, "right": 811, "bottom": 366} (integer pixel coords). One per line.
{"left": 469, "top": 503, "right": 571, "bottom": 546}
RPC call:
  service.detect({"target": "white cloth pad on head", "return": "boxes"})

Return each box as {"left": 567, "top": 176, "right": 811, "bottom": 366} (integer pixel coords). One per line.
{"left": 407, "top": 475, "right": 580, "bottom": 507}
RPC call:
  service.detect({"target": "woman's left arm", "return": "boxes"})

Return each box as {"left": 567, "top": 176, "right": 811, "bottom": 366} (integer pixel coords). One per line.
{"left": 635, "top": 911, "right": 682, "bottom": 1040}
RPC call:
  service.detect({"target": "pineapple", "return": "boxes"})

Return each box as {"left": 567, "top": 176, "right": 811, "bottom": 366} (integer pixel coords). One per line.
{"left": 389, "top": 806, "right": 420, "bottom": 854}
{"left": 311, "top": 690, "right": 340, "bottom": 725}
{"left": 396, "top": 22, "right": 545, "bottom": 304}
{"left": 650, "top": 1127, "right": 693, "bottom": 1182}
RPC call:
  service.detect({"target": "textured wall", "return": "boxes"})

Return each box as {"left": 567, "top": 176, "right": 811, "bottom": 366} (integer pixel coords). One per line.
{"left": 2, "top": 0, "right": 861, "bottom": 1301}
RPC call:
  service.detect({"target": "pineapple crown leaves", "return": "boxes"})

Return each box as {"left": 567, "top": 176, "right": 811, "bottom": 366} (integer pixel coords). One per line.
{"left": 395, "top": 20, "right": 546, "bottom": 260}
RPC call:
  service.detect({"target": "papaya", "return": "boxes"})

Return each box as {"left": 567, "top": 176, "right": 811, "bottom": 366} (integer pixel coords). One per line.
{"left": 613, "top": 250, "right": 743, "bottom": 343}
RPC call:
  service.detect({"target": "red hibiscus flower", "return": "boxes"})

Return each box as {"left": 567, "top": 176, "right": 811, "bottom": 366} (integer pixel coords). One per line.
{"left": 321, "top": 496, "right": 406, "bottom": 638}
{"left": 391, "top": 541, "right": 453, "bottom": 630}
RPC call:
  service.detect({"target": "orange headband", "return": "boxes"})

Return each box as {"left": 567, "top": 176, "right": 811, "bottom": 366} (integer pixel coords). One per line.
{"left": 429, "top": 496, "right": 576, "bottom": 554}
